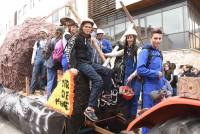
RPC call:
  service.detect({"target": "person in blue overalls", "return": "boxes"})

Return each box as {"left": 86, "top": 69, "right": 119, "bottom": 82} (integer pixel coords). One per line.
{"left": 45, "top": 27, "right": 64, "bottom": 99}
{"left": 92, "top": 29, "right": 113, "bottom": 64}
{"left": 30, "top": 29, "right": 48, "bottom": 94}
{"left": 137, "top": 28, "right": 164, "bottom": 134}
{"left": 105, "top": 28, "right": 142, "bottom": 121}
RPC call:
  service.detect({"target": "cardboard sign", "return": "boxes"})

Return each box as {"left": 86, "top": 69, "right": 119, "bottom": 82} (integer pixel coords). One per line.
{"left": 47, "top": 70, "right": 75, "bottom": 116}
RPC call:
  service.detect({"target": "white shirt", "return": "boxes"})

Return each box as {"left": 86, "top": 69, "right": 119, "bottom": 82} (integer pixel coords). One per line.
{"left": 31, "top": 39, "right": 47, "bottom": 64}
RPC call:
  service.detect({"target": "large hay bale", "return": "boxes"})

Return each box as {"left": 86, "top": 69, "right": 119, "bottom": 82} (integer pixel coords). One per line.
{"left": 0, "top": 17, "right": 57, "bottom": 90}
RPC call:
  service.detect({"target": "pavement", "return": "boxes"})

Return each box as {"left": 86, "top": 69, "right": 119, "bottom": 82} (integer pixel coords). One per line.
{"left": 0, "top": 116, "right": 23, "bottom": 134}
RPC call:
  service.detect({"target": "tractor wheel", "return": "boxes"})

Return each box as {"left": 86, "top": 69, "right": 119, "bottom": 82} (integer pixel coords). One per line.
{"left": 149, "top": 117, "right": 200, "bottom": 134}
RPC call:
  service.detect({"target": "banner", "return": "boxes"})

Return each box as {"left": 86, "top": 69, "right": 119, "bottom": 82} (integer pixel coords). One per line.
{"left": 47, "top": 70, "right": 75, "bottom": 116}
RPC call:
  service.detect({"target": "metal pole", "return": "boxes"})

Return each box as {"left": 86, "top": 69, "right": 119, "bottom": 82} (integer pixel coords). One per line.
{"left": 119, "top": 1, "right": 144, "bottom": 46}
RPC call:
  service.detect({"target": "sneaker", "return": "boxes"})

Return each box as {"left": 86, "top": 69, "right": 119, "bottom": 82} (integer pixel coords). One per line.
{"left": 84, "top": 109, "right": 98, "bottom": 122}
{"left": 101, "top": 95, "right": 116, "bottom": 106}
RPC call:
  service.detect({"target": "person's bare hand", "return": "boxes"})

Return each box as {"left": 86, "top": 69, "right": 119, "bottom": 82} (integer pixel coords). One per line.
{"left": 158, "top": 71, "right": 163, "bottom": 77}
{"left": 31, "top": 61, "right": 34, "bottom": 65}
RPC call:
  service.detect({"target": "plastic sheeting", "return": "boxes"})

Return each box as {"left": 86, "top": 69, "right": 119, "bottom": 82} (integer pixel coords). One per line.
{"left": 0, "top": 85, "right": 65, "bottom": 134}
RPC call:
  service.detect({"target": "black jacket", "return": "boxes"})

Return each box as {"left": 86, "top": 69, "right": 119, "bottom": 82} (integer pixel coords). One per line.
{"left": 74, "top": 33, "right": 93, "bottom": 65}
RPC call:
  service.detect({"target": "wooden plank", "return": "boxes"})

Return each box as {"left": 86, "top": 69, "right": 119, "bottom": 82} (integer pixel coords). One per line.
{"left": 94, "top": 125, "right": 114, "bottom": 134}
{"left": 25, "top": 76, "right": 29, "bottom": 95}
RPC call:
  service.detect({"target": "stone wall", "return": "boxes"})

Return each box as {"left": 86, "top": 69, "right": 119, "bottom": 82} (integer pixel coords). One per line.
{"left": 163, "top": 49, "right": 200, "bottom": 69}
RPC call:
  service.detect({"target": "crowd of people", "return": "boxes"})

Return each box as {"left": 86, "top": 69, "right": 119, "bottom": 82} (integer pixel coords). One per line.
{"left": 29, "top": 16, "right": 199, "bottom": 133}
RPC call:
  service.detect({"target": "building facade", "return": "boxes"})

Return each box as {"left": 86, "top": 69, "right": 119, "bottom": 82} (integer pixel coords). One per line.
{"left": 0, "top": 0, "right": 88, "bottom": 45}
{"left": 89, "top": 0, "right": 200, "bottom": 51}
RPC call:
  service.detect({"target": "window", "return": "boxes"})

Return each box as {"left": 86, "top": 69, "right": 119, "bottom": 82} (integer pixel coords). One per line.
{"left": 147, "top": 13, "right": 162, "bottom": 36}
{"left": 65, "top": 7, "right": 70, "bottom": 17}
{"left": 126, "top": 19, "right": 138, "bottom": 29}
{"left": 110, "top": 26, "right": 114, "bottom": 37}
{"left": 188, "top": 4, "right": 200, "bottom": 50}
{"left": 18, "top": 9, "right": 22, "bottom": 20}
{"left": 139, "top": 18, "right": 146, "bottom": 38}
{"left": 23, "top": 4, "right": 27, "bottom": 15}
{"left": 52, "top": 11, "right": 59, "bottom": 23}
{"left": 14, "top": 11, "right": 17, "bottom": 25}
{"left": 184, "top": 6, "right": 189, "bottom": 31}
{"left": 163, "top": 7, "right": 184, "bottom": 34}
{"left": 103, "top": 27, "right": 110, "bottom": 36}
{"left": 30, "top": 0, "right": 35, "bottom": 9}
{"left": 102, "top": 27, "right": 114, "bottom": 41}
{"left": 163, "top": 33, "right": 187, "bottom": 50}
{"left": 115, "top": 23, "right": 125, "bottom": 41}
{"left": 147, "top": 13, "right": 162, "bottom": 28}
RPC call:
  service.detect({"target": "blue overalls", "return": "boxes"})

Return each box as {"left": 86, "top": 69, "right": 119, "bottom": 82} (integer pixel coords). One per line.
{"left": 137, "top": 44, "right": 163, "bottom": 134}
{"left": 124, "top": 48, "right": 141, "bottom": 119}
{"left": 30, "top": 41, "right": 46, "bottom": 93}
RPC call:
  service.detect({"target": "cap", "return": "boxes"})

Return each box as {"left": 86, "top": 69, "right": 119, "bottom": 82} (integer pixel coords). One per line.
{"left": 97, "top": 29, "right": 105, "bottom": 34}
{"left": 56, "top": 27, "right": 65, "bottom": 34}
{"left": 39, "top": 28, "right": 48, "bottom": 34}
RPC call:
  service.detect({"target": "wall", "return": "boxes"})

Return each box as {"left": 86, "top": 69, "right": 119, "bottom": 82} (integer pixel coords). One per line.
{"left": 163, "top": 49, "right": 200, "bottom": 69}
{"left": 0, "top": 0, "right": 88, "bottom": 46}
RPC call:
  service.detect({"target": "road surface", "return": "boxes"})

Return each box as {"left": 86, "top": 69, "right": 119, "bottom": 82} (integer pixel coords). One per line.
{"left": 0, "top": 116, "right": 23, "bottom": 134}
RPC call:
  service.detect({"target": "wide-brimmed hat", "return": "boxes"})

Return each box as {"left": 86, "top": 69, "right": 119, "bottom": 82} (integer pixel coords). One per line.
{"left": 69, "top": 22, "right": 79, "bottom": 27}
{"left": 120, "top": 28, "right": 139, "bottom": 43}
{"left": 60, "top": 17, "right": 75, "bottom": 26}
{"left": 124, "top": 28, "right": 137, "bottom": 36}
{"left": 81, "top": 18, "right": 94, "bottom": 26}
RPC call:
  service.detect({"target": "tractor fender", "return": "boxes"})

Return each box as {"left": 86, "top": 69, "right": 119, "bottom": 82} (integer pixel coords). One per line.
{"left": 127, "top": 97, "right": 200, "bottom": 131}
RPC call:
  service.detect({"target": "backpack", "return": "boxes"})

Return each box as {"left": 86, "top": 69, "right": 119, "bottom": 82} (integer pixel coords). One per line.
{"left": 52, "top": 39, "right": 64, "bottom": 62}
{"left": 143, "top": 47, "right": 163, "bottom": 67}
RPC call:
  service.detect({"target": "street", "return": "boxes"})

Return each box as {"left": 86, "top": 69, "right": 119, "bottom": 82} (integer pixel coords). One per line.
{"left": 0, "top": 116, "right": 23, "bottom": 134}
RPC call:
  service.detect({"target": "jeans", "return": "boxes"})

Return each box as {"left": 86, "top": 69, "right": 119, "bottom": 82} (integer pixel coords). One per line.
{"left": 61, "top": 54, "right": 68, "bottom": 72}
{"left": 77, "top": 63, "right": 112, "bottom": 108}
{"left": 30, "top": 60, "right": 46, "bottom": 93}
{"left": 47, "top": 67, "right": 57, "bottom": 99}
{"left": 172, "top": 88, "right": 177, "bottom": 96}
